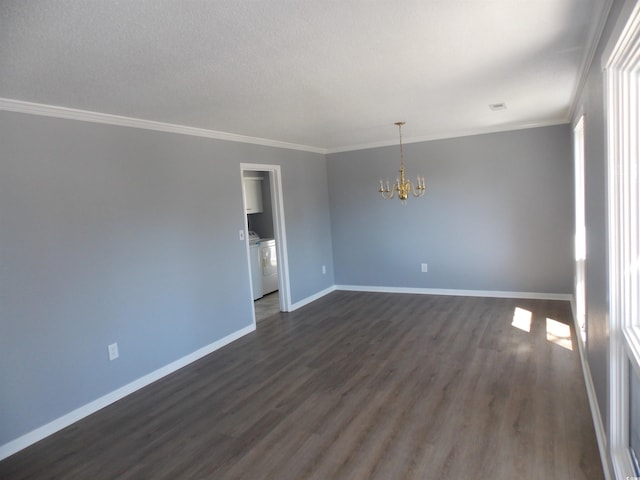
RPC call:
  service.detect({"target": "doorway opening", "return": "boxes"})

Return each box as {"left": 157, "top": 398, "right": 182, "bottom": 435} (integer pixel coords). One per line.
{"left": 240, "top": 163, "right": 290, "bottom": 322}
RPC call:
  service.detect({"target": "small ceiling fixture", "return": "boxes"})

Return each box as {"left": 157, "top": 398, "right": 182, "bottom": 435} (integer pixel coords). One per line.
{"left": 489, "top": 102, "right": 507, "bottom": 111}
{"left": 378, "top": 122, "right": 426, "bottom": 204}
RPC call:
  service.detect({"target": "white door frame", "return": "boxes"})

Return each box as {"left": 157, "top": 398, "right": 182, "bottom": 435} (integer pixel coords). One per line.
{"left": 240, "top": 163, "right": 291, "bottom": 313}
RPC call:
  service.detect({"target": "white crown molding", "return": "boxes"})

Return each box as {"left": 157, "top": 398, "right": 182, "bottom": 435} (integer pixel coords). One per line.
{"left": 568, "top": 0, "right": 614, "bottom": 121}
{"left": 0, "top": 98, "right": 327, "bottom": 155}
{"left": 326, "top": 119, "right": 569, "bottom": 154}
{"left": 0, "top": 97, "right": 571, "bottom": 156}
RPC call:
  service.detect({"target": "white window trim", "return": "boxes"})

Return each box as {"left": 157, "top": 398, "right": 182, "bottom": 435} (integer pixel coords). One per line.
{"left": 574, "top": 115, "right": 587, "bottom": 345}
{"left": 604, "top": 1, "right": 640, "bottom": 477}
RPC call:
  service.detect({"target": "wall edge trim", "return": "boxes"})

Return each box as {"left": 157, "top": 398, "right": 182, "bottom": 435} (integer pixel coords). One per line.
{"left": 289, "top": 285, "right": 337, "bottom": 311}
{"left": 326, "top": 120, "right": 569, "bottom": 154}
{"left": 571, "top": 298, "right": 614, "bottom": 480}
{"left": 0, "top": 323, "right": 256, "bottom": 461}
{"left": 568, "top": 0, "right": 614, "bottom": 120}
{"left": 334, "top": 285, "right": 572, "bottom": 301}
{"left": 0, "top": 98, "right": 327, "bottom": 154}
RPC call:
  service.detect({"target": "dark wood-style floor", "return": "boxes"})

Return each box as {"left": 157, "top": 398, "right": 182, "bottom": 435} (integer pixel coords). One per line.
{"left": 0, "top": 292, "right": 604, "bottom": 479}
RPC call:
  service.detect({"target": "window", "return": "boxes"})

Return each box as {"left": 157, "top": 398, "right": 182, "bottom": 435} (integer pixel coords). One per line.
{"left": 604, "top": 1, "right": 640, "bottom": 476}
{"left": 631, "top": 363, "right": 640, "bottom": 473}
{"left": 574, "top": 115, "right": 586, "bottom": 344}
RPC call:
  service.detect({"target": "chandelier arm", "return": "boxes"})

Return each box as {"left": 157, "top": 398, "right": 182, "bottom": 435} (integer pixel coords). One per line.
{"left": 409, "top": 178, "right": 421, "bottom": 197}
{"left": 379, "top": 180, "right": 395, "bottom": 199}
{"left": 380, "top": 189, "right": 394, "bottom": 199}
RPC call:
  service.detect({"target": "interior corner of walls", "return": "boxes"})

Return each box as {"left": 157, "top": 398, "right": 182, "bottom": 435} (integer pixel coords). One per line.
{"left": 289, "top": 285, "right": 336, "bottom": 311}
{"left": 572, "top": 106, "right": 586, "bottom": 125}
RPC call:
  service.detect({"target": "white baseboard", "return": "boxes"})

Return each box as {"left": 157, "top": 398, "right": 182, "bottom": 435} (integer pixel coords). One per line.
{"left": 571, "top": 301, "right": 613, "bottom": 480}
{"left": 0, "top": 323, "right": 255, "bottom": 461}
{"left": 0, "top": 285, "right": 581, "bottom": 461}
{"left": 289, "top": 285, "right": 336, "bottom": 311}
{"left": 339, "top": 284, "right": 612, "bottom": 476}
{"left": 335, "top": 284, "right": 573, "bottom": 301}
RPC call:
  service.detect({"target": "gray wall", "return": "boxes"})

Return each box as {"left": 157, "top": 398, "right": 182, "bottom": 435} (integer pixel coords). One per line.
{"left": 572, "top": 0, "right": 626, "bottom": 442}
{"left": 0, "top": 110, "right": 334, "bottom": 445}
{"left": 327, "top": 125, "right": 574, "bottom": 294}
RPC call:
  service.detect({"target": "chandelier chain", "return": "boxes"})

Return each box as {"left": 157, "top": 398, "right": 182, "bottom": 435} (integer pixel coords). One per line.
{"left": 397, "top": 122, "right": 404, "bottom": 170}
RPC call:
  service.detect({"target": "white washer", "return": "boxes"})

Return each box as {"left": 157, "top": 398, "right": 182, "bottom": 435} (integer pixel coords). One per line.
{"left": 260, "top": 239, "right": 278, "bottom": 295}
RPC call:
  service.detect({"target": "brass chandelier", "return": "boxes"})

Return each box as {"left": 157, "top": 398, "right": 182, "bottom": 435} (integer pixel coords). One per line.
{"left": 378, "top": 122, "right": 426, "bottom": 203}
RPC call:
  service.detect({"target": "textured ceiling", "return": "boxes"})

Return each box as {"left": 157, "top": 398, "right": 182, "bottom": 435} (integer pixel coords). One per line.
{"left": 0, "top": 0, "right": 608, "bottom": 152}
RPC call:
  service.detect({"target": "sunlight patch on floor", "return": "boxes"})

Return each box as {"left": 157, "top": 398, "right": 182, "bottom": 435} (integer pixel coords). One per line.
{"left": 511, "top": 307, "right": 532, "bottom": 332}
{"left": 546, "top": 318, "right": 573, "bottom": 351}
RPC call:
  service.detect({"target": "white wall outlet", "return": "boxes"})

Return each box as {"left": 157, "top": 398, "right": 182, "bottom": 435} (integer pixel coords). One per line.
{"left": 239, "top": 230, "right": 245, "bottom": 241}
{"left": 322, "top": 265, "right": 326, "bottom": 274}
{"left": 108, "top": 342, "right": 119, "bottom": 361}
{"left": 421, "top": 263, "right": 428, "bottom": 273}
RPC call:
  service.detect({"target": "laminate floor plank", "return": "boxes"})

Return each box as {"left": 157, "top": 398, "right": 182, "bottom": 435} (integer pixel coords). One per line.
{"left": 0, "top": 292, "right": 604, "bottom": 479}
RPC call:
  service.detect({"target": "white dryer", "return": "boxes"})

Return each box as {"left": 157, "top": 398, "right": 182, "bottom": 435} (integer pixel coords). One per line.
{"left": 249, "top": 232, "right": 263, "bottom": 300}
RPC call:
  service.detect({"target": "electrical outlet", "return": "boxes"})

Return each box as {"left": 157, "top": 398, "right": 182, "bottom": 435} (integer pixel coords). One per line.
{"left": 322, "top": 265, "right": 326, "bottom": 274}
{"left": 108, "top": 342, "right": 119, "bottom": 361}
{"left": 239, "top": 230, "right": 245, "bottom": 241}
{"left": 421, "top": 263, "right": 428, "bottom": 273}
